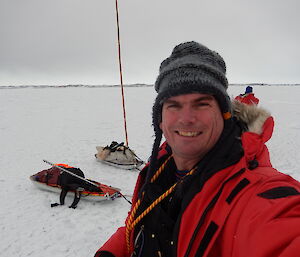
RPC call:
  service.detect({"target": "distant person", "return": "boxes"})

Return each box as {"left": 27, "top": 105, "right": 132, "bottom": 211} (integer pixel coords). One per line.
{"left": 94, "top": 41, "right": 300, "bottom": 257}
{"left": 235, "top": 85, "right": 259, "bottom": 105}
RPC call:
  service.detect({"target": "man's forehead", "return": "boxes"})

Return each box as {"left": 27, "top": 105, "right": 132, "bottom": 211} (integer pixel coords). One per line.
{"left": 164, "top": 93, "right": 215, "bottom": 103}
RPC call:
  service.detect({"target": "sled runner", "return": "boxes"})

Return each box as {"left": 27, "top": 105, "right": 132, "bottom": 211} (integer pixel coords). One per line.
{"left": 30, "top": 164, "right": 121, "bottom": 201}
{"left": 95, "top": 141, "right": 144, "bottom": 170}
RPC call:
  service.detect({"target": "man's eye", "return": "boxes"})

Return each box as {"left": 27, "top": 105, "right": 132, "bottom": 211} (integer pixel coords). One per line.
{"left": 167, "top": 104, "right": 180, "bottom": 109}
{"left": 196, "top": 102, "right": 209, "bottom": 107}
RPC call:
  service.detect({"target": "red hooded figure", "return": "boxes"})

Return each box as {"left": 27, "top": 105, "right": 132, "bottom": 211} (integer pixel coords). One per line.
{"left": 235, "top": 86, "right": 259, "bottom": 105}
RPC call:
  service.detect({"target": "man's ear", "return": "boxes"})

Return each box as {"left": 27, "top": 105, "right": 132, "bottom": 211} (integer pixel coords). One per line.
{"left": 159, "top": 122, "right": 162, "bottom": 130}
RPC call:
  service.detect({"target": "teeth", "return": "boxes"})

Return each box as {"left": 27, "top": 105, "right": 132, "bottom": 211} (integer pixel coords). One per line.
{"left": 178, "top": 131, "right": 199, "bottom": 137}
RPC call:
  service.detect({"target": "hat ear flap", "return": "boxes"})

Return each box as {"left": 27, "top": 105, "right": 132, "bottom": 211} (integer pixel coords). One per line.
{"left": 152, "top": 96, "right": 163, "bottom": 133}
{"left": 145, "top": 130, "right": 162, "bottom": 183}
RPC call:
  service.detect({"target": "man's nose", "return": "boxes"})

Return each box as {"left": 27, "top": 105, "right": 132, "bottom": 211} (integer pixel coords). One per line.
{"left": 178, "top": 106, "right": 196, "bottom": 124}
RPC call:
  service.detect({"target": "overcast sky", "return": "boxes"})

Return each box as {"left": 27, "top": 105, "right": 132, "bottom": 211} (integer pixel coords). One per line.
{"left": 1, "top": 0, "right": 299, "bottom": 85}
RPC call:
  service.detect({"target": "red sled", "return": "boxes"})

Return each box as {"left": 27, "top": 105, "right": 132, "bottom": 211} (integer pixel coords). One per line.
{"left": 30, "top": 165, "right": 121, "bottom": 201}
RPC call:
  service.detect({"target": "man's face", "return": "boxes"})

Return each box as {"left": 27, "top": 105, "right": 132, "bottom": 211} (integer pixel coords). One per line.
{"left": 160, "top": 93, "right": 224, "bottom": 168}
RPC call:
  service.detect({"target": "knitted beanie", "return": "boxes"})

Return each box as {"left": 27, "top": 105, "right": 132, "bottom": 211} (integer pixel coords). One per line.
{"left": 146, "top": 41, "right": 232, "bottom": 182}
{"left": 245, "top": 86, "right": 253, "bottom": 94}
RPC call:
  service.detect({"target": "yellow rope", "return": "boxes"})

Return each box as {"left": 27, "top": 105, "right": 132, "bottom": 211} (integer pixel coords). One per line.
{"left": 129, "top": 183, "right": 177, "bottom": 229}
{"left": 126, "top": 156, "right": 171, "bottom": 229}
{"left": 125, "top": 156, "right": 172, "bottom": 252}
{"left": 150, "top": 156, "right": 172, "bottom": 183}
{"left": 125, "top": 156, "right": 196, "bottom": 253}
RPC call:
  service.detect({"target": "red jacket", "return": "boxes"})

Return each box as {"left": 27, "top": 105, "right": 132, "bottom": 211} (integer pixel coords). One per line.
{"left": 95, "top": 103, "right": 300, "bottom": 257}
{"left": 235, "top": 93, "right": 259, "bottom": 105}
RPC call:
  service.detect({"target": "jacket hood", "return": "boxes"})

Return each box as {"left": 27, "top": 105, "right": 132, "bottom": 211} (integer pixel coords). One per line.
{"left": 232, "top": 100, "right": 274, "bottom": 166}
{"left": 232, "top": 100, "right": 271, "bottom": 135}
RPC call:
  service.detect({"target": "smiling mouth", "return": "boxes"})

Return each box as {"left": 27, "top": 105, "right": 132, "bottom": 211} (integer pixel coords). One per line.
{"left": 176, "top": 131, "right": 201, "bottom": 137}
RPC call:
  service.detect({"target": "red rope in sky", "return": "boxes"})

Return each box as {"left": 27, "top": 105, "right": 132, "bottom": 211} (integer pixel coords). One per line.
{"left": 115, "top": 0, "right": 129, "bottom": 146}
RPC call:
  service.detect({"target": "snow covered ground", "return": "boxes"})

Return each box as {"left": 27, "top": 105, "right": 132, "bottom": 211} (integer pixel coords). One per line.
{"left": 0, "top": 85, "right": 299, "bottom": 257}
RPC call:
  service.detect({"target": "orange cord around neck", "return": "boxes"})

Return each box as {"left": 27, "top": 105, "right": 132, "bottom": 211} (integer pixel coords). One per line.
{"left": 125, "top": 155, "right": 197, "bottom": 253}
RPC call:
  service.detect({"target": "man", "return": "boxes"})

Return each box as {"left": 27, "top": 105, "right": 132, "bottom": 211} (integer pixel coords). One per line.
{"left": 235, "top": 85, "right": 259, "bottom": 105}
{"left": 95, "top": 41, "right": 300, "bottom": 257}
